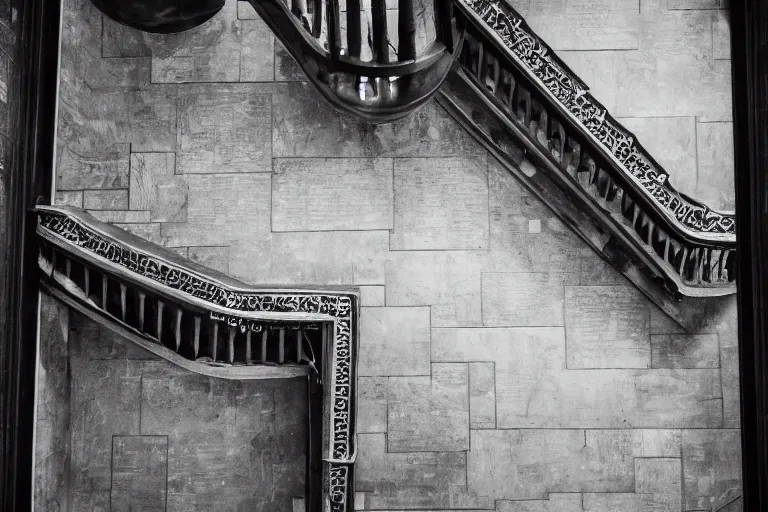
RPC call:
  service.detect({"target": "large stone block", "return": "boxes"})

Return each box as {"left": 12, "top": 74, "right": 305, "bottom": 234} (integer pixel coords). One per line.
{"left": 111, "top": 436, "right": 168, "bottom": 512}
{"left": 721, "top": 345, "right": 740, "bottom": 428}
{"left": 358, "top": 307, "right": 431, "bottom": 376}
{"left": 583, "top": 492, "right": 678, "bottom": 512}
{"left": 129, "top": 153, "right": 189, "bottom": 223}
{"left": 635, "top": 457, "right": 681, "bottom": 494}
{"left": 55, "top": 190, "right": 84, "bottom": 207}
{"left": 431, "top": 326, "right": 565, "bottom": 363}
{"left": 83, "top": 189, "right": 128, "bottom": 210}
{"left": 525, "top": 0, "right": 639, "bottom": 51}
{"left": 80, "top": 321, "right": 159, "bottom": 361}
{"left": 496, "top": 494, "right": 584, "bottom": 512}
{"left": 114, "top": 223, "right": 163, "bottom": 245}
{"left": 356, "top": 433, "right": 467, "bottom": 509}
{"left": 35, "top": 294, "right": 71, "bottom": 512}
{"left": 497, "top": 364, "right": 722, "bottom": 428}
{"left": 149, "top": 1, "right": 243, "bottom": 83}
{"left": 357, "top": 377, "right": 388, "bottom": 433}
{"left": 713, "top": 10, "right": 731, "bottom": 60}
{"left": 469, "top": 362, "right": 496, "bottom": 429}
{"left": 358, "top": 285, "right": 386, "bottom": 307}
{"left": 668, "top": 0, "right": 726, "bottom": 8}
{"left": 140, "top": 362, "right": 237, "bottom": 436}
{"left": 88, "top": 210, "right": 151, "bottom": 223}
{"left": 69, "top": 358, "right": 142, "bottom": 492}
{"left": 696, "top": 121, "right": 735, "bottom": 211}
{"left": 176, "top": 90, "right": 271, "bottom": 173}
{"left": 272, "top": 82, "right": 484, "bottom": 158}
{"left": 618, "top": 116, "right": 697, "bottom": 200}
{"left": 632, "top": 429, "right": 682, "bottom": 458}
{"left": 386, "top": 251, "right": 483, "bottom": 327}
{"left": 240, "top": 19, "right": 274, "bottom": 82}
{"left": 272, "top": 157, "right": 393, "bottom": 231}
{"left": 682, "top": 429, "right": 742, "bottom": 511}
{"left": 467, "top": 429, "right": 635, "bottom": 500}
{"left": 435, "top": 326, "right": 723, "bottom": 427}
{"left": 560, "top": 51, "right": 732, "bottom": 120}
{"left": 640, "top": 9, "right": 715, "bottom": 58}
{"left": 161, "top": 173, "right": 272, "bottom": 247}
{"left": 101, "top": 15, "right": 150, "bottom": 58}
{"left": 392, "top": 156, "right": 489, "bottom": 250}
{"left": 56, "top": 142, "right": 130, "bottom": 190}
{"left": 488, "top": 161, "right": 585, "bottom": 275}
{"left": 564, "top": 285, "right": 651, "bottom": 369}
{"left": 650, "top": 333, "right": 719, "bottom": 369}
{"left": 142, "top": 363, "right": 305, "bottom": 506}
{"left": 580, "top": 258, "right": 628, "bottom": 285}
{"left": 71, "top": 491, "right": 110, "bottom": 512}
{"left": 487, "top": 158, "right": 584, "bottom": 272}
{"left": 188, "top": 245, "right": 229, "bottom": 274}
{"left": 388, "top": 363, "right": 470, "bottom": 452}
{"left": 482, "top": 272, "right": 579, "bottom": 326}
{"left": 228, "top": 230, "right": 388, "bottom": 285}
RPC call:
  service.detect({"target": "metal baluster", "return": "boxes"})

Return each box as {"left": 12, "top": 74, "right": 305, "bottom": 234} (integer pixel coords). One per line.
{"left": 138, "top": 293, "right": 146, "bottom": 331}
{"left": 327, "top": 0, "right": 341, "bottom": 58}
{"left": 261, "top": 330, "right": 268, "bottom": 362}
{"left": 398, "top": 0, "right": 416, "bottom": 61}
{"left": 119, "top": 283, "right": 127, "bottom": 322}
{"left": 228, "top": 326, "right": 236, "bottom": 364}
{"left": 102, "top": 275, "right": 108, "bottom": 311}
{"left": 157, "top": 300, "right": 164, "bottom": 342}
{"left": 346, "top": 0, "right": 361, "bottom": 58}
{"left": 193, "top": 316, "right": 201, "bottom": 358}
{"left": 175, "top": 309, "right": 182, "bottom": 352}
{"left": 371, "top": 0, "right": 388, "bottom": 64}
{"left": 211, "top": 322, "right": 218, "bottom": 360}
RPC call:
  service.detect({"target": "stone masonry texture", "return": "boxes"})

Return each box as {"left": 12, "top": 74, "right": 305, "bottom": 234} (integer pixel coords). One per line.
{"left": 34, "top": 0, "right": 743, "bottom": 510}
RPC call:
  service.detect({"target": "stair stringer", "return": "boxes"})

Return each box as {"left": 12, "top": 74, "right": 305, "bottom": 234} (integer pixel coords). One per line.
{"left": 436, "top": 73, "right": 734, "bottom": 332}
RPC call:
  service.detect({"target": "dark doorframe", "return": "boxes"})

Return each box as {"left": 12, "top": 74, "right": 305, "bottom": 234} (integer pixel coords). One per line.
{"left": 731, "top": 0, "right": 768, "bottom": 510}
{"left": 0, "top": 0, "right": 59, "bottom": 510}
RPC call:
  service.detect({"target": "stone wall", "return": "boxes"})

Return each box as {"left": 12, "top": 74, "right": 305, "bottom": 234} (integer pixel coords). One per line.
{"left": 47, "top": 0, "right": 742, "bottom": 510}
{"left": 35, "top": 293, "right": 308, "bottom": 511}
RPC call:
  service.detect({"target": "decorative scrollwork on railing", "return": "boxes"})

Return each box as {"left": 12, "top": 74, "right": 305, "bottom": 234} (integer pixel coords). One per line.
{"left": 36, "top": 205, "right": 357, "bottom": 512}
{"left": 456, "top": 0, "right": 735, "bottom": 239}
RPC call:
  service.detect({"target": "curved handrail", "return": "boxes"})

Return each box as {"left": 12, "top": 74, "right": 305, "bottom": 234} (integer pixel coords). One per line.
{"left": 453, "top": 0, "right": 735, "bottom": 244}
{"left": 36, "top": 205, "right": 358, "bottom": 512}
{"left": 249, "top": 0, "right": 465, "bottom": 122}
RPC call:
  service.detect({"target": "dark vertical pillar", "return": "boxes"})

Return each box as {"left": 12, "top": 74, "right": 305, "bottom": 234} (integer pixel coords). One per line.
{"left": 0, "top": 0, "right": 58, "bottom": 509}
{"left": 731, "top": 0, "right": 768, "bottom": 510}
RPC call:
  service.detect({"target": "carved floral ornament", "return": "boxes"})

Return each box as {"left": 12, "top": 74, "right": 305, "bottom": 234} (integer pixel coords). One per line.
{"left": 37, "top": 207, "right": 356, "bottom": 512}
{"left": 458, "top": 0, "right": 735, "bottom": 238}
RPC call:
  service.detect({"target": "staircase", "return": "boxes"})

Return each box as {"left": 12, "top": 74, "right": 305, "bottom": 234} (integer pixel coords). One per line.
{"left": 90, "top": 0, "right": 736, "bottom": 303}
{"left": 439, "top": 0, "right": 736, "bottom": 303}
{"left": 35, "top": 205, "right": 359, "bottom": 512}
{"left": 254, "top": 0, "right": 736, "bottom": 303}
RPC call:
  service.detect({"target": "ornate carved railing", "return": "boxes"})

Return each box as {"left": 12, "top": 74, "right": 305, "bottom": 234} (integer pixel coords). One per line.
{"left": 436, "top": 0, "right": 736, "bottom": 297}
{"left": 90, "top": 0, "right": 736, "bottom": 294}
{"left": 36, "top": 205, "right": 357, "bottom": 512}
